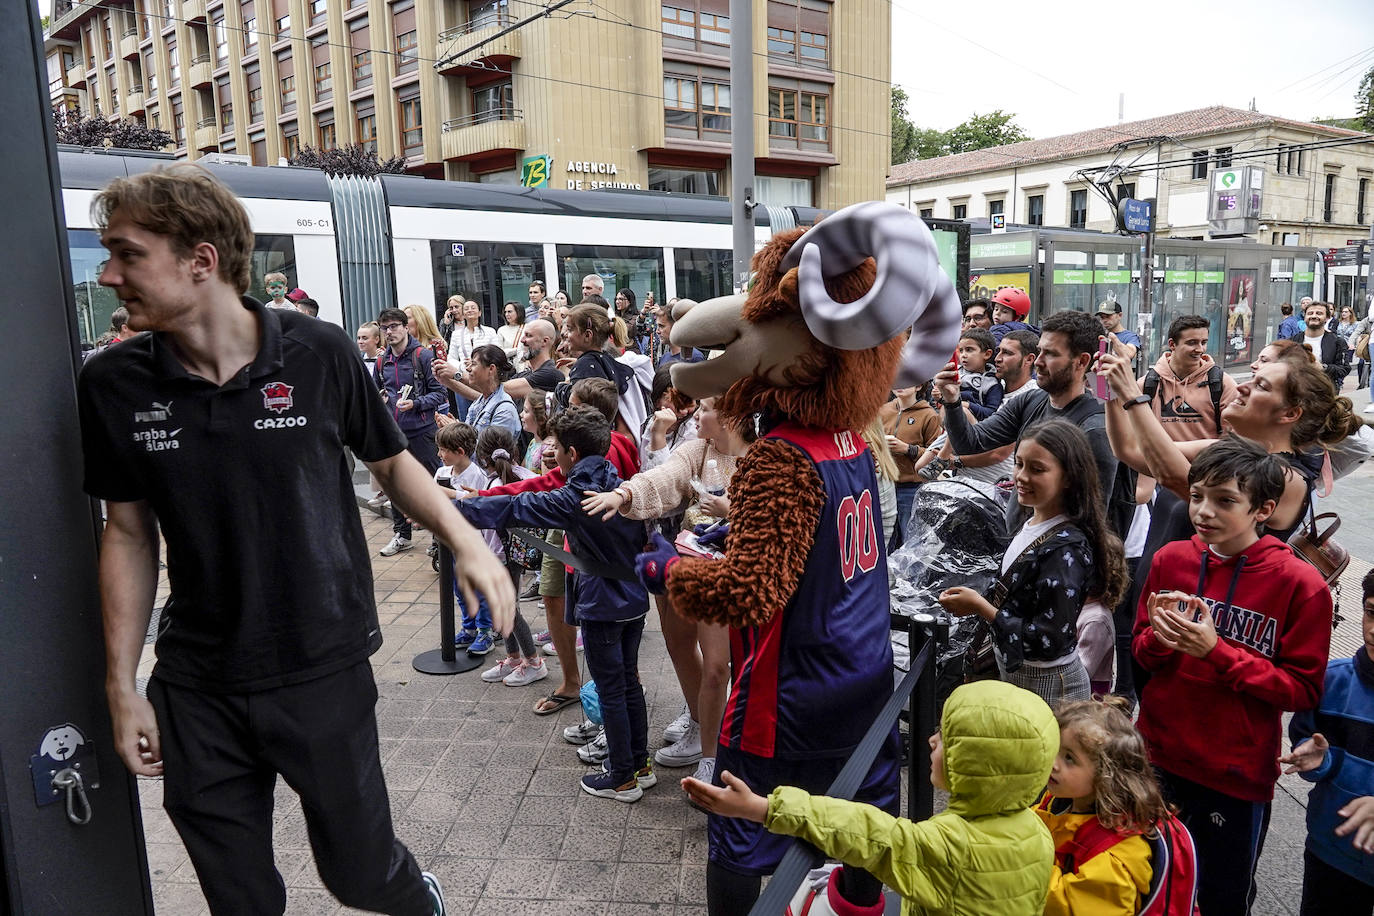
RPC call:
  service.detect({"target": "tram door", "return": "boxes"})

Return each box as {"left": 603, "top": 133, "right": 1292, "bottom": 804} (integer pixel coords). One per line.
{"left": 430, "top": 241, "right": 544, "bottom": 328}
{"left": 1223, "top": 268, "right": 1258, "bottom": 369}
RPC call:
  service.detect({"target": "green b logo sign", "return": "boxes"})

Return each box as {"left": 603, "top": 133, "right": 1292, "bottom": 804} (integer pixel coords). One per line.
{"left": 521, "top": 155, "right": 552, "bottom": 188}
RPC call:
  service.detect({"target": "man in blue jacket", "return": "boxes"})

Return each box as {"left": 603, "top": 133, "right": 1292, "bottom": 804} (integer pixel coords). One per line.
{"left": 1283, "top": 568, "right": 1374, "bottom": 913}
{"left": 457, "top": 406, "right": 653, "bottom": 802}
{"left": 376, "top": 306, "right": 449, "bottom": 556}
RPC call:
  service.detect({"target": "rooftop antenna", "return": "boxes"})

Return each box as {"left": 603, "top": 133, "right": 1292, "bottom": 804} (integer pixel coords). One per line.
{"left": 1118, "top": 93, "right": 1124, "bottom": 122}
{"left": 1249, "top": 97, "right": 1257, "bottom": 111}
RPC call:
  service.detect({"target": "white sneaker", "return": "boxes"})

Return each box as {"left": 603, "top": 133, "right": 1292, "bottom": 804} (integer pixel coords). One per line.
{"left": 563, "top": 718, "right": 599, "bottom": 745}
{"left": 691, "top": 757, "right": 716, "bottom": 784}
{"left": 379, "top": 535, "right": 412, "bottom": 557}
{"left": 577, "top": 729, "right": 609, "bottom": 764}
{"left": 367, "top": 492, "right": 389, "bottom": 508}
{"left": 503, "top": 659, "right": 549, "bottom": 687}
{"left": 654, "top": 720, "right": 702, "bottom": 767}
{"left": 663, "top": 703, "right": 693, "bottom": 744}
{"left": 541, "top": 641, "right": 558, "bottom": 657}
{"left": 480, "top": 657, "right": 521, "bottom": 683}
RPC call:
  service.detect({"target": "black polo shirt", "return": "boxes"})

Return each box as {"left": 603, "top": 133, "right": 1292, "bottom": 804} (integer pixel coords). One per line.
{"left": 78, "top": 297, "right": 408, "bottom": 692}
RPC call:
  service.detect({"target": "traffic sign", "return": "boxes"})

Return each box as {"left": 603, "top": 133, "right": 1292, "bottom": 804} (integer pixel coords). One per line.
{"left": 1117, "top": 198, "right": 1153, "bottom": 233}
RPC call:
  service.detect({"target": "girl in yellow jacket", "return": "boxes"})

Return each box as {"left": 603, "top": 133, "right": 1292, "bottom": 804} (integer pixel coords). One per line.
{"left": 1037, "top": 697, "right": 1168, "bottom": 915}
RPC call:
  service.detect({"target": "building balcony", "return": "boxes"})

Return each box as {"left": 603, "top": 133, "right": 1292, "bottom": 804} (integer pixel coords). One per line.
{"left": 194, "top": 119, "right": 218, "bottom": 150}
{"left": 126, "top": 87, "right": 146, "bottom": 113}
{"left": 441, "top": 109, "right": 525, "bottom": 162}
{"left": 189, "top": 55, "right": 213, "bottom": 88}
{"left": 65, "top": 61, "right": 87, "bottom": 88}
{"left": 182, "top": 0, "right": 207, "bottom": 23}
{"left": 120, "top": 28, "right": 140, "bottom": 59}
{"left": 48, "top": 0, "right": 97, "bottom": 40}
{"left": 436, "top": 15, "right": 520, "bottom": 75}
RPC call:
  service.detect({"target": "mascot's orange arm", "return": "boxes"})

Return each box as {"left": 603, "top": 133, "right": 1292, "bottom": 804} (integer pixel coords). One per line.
{"left": 665, "top": 437, "right": 824, "bottom": 629}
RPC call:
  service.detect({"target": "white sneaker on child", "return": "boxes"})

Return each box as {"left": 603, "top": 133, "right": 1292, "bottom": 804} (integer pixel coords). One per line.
{"left": 503, "top": 659, "right": 549, "bottom": 686}
{"left": 692, "top": 757, "right": 716, "bottom": 784}
{"left": 563, "top": 719, "right": 599, "bottom": 745}
{"left": 480, "top": 658, "right": 522, "bottom": 683}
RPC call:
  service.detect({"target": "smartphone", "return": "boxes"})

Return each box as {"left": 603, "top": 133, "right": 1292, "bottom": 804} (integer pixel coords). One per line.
{"left": 1091, "top": 338, "right": 1112, "bottom": 401}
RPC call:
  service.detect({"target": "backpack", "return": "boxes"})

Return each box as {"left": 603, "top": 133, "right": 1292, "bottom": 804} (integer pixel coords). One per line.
{"left": 1046, "top": 800, "right": 1201, "bottom": 916}
{"left": 1141, "top": 366, "right": 1224, "bottom": 437}
{"left": 376, "top": 345, "right": 437, "bottom": 422}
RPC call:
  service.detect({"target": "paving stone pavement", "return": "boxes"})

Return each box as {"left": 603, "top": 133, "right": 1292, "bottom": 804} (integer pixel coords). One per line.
{"left": 140, "top": 383, "right": 1374, "bottom": 914}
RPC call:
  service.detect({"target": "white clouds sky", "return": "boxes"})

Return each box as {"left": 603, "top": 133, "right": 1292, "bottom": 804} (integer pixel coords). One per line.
{"left": 890, "top": 0, "right": 1374, "bottom": 138}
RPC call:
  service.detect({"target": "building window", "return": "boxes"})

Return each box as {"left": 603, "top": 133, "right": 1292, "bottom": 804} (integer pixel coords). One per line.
{"left": 1070, "top": 189, "right": 1087, "bottom": 228}
{"left": 1215, "top": 146, "right": 1232, "bottom": 169}
{"left": 168, "top": 43, "right": 179, "bottom": 85}
{"left": 214, "top": 19, "right": 228, "bottom": 63}
{"left": 472, "top": 82, "right": 514, "bottom": 122}
{"left": 250, "top": 131, "right": 266, "bottom": 166}
{"left": 662, "top": 5, "right": 694, "bottom": 39}
{"left": 283, "top": 128, "right": 300, "bottom": 159}
{"left": 1027, "top": 194, "right": 1044, "bottom": 226}
{"left": 952, "top": 203, "right": 967, "bottom": 220}
{"left": 353, "top": 51, "right": 372, "bottom": 88}
{"left": 768, "top": 88, "right": 827, "bottom": 145}
{"left": 275, "top": 14, "right": 290, "bottom": 40}
{"left": 919, "top": 208, "right": 933, "bottom": 219}
{"left": 1359, "top": 177, "right": 1368, "bottom": 225}
{"left": 244, "top": 19, "right": 258, "bottom": 49}
{"left": 756, "top": 175, "right": 811, "bottom": 207}
{"left": 219, "top": 94, "right": 234, "bottom": 128}
{"left": 62, "top": 49, "right": 76, "bottom": 71}
{"left": 988, "top": 199, "right": 1004, "bottom": 217}
{"left": 145, "top": 54, "right": 157, "bottom": 93}
{"left": 648, "top": 167, "right": 722, "bottom": 195}
{"left": 767, "top": 2, "right": 827, "bottom": 65}
{"left": 468, "top": 0, "right": 509, "bottom": 30}
{"left": 280, "top": 74, "right": 295, "bottom": 108}
{"left": 699, "top": 9, "right": 729, "bottom": 45}
{"left": 310, "top": 0, "right": 328, "bottom": 24}
{"left": 314, "top": 62, "right": 331, "bottom": 97}
{"left": 1324, "top": 173, "right": 1337, "bottom": 223}
{"left": 103, "top": 19, "right": 113, "bottom": 58}
{"left": 1191, "top": 150, "right": 1208, "bottom": 180}
{"left": 356, "top": 112, "right": 377, "bottom": 152}
{"left": 173, "top": 109, "right": 185, "bottom": 145}
{"left": 663, "top": 77, "right": 731, "bottom": 135}
{"left": 248, "top": 85, "right": 263, "bottom": 120}
{"left": 395, "top": 30, "right": 418, "bottom": 73}
{"left": 400, "top": 97, "right": 422, "bottom": 151}
{"left": 319, "top": 119, "right": 336, "bottom": 148}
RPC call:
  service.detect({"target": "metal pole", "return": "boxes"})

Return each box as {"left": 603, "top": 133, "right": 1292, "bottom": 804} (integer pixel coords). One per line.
{"left": 1141, "top": 197, "right": 1156, "bottom": 353}
{"left": 729, "top": 0, "right": 754, "bottom": 293}
{"left": 412, "top": 544, "right": 482, "bottom": 674}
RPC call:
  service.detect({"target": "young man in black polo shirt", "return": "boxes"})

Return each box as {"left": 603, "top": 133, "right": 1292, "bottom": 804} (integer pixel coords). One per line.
{"left": 78, "top": 164, "right": 513, "bottom": 916}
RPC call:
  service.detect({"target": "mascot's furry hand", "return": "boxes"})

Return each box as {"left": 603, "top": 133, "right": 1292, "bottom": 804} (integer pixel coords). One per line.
{"left": 693, "top": 521, "right": 730, "bottom": 549}
{"left": 636, "top": 532, "right": 680, "bottom": 595}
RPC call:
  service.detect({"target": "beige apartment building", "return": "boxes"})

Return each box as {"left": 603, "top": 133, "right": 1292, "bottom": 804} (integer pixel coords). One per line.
{"left": 45, "top": 0, "right": 890, "bottom": 209}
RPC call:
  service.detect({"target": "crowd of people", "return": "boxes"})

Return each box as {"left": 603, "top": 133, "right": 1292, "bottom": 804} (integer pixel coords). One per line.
{"left": 78, "top": 162, "right": 1374, "bottom": 916}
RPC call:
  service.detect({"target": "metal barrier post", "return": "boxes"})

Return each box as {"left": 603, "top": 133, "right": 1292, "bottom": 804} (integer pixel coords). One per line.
{"left": 412, "top": 544, "right": 483, "bottom": 674}
{"left": 909, "top": 616, "right": 946, "bottom": 821}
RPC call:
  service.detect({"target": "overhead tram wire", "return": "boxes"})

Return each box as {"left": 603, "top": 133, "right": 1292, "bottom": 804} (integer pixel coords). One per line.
{"left": 1273, "top": 44, "right": 1374, "bottom": 94}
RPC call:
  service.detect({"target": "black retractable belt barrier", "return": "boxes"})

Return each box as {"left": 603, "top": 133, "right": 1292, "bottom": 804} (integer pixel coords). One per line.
{"left": 747, "top": 616, "right": 942, "bottom": 916}
{"left": 412, "top": 544, "right": 483, "bottom": 674}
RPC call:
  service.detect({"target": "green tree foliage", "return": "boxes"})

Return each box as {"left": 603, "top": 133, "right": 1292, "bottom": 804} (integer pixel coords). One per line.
{"left": 52, "top": 106, "right": 173, "bottom": 151}
{"left": 1356, "top": 63, "right": 1374, "bottom": 133}
{"left": 942, "top": 110, "right": 1032, "bottom": 155}
{"left": 290, "top": 144, "right": 408, "bottom": 178}
{"left": 889, "top": 96, "right": 1032, "bottom": 164}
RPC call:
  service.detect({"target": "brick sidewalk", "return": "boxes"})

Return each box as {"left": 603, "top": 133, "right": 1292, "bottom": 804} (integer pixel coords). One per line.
{"left": 141, "top": 509, "right": 711, "bottom": 915}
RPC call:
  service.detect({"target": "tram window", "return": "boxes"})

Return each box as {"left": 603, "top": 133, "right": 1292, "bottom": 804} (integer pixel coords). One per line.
{"left": 558, "top": 246, "right": 665, "bottom": 311}
{"left": 675, "top": 248, "right": 732, "bottom": 301}
{"left": 430, "top": 240, "right": 544, "bottom": 327}
{"left": 248, "top": 234, "right": 297, "bottom": 302}
{"left": 68, "top": 228, "right": 124, "bottom": 346}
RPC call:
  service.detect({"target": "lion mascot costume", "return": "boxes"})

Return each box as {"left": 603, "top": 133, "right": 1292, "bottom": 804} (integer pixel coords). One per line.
{"left": 635, "top": 202, "right": 962, "bottom": 914}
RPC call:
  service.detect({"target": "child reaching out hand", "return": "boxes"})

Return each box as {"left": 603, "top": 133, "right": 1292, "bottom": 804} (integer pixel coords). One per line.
{"left": 682, "top": 680, "right": 1059, "bottom": 916}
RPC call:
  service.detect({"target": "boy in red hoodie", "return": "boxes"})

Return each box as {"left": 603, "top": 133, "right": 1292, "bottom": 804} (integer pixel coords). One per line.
{"left": 1133, "top": 436, "right": 1330, "bottom": 916}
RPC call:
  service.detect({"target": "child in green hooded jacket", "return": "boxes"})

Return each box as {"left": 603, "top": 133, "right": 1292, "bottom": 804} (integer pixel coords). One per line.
{"left": 683, "top": 680, "right": 1058, "bottom": 916}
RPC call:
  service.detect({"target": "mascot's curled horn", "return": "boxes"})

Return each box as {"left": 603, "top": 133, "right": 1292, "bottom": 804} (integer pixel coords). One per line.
{"left": 636, "top": 201, "right": 962, "bottom": 912}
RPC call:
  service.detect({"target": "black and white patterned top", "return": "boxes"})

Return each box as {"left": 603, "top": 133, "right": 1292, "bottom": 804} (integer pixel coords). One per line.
{"left": 993, "top": 522, "right": 1094, "bottom": 672}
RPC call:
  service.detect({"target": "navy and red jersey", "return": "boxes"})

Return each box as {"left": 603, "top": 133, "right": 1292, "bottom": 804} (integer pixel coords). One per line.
{"left": 720, "top": 422, "right": 894, "bottom": 759}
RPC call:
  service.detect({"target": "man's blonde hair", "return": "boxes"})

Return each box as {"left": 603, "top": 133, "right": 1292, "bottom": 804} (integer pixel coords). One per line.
{"left": 93, "top": 164, "right": 254, "bottom": 294}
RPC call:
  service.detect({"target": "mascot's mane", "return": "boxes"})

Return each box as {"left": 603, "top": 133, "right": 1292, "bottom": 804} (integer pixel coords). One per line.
{"left": 717, "top": 227, "right": 903, "bottom": 432}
